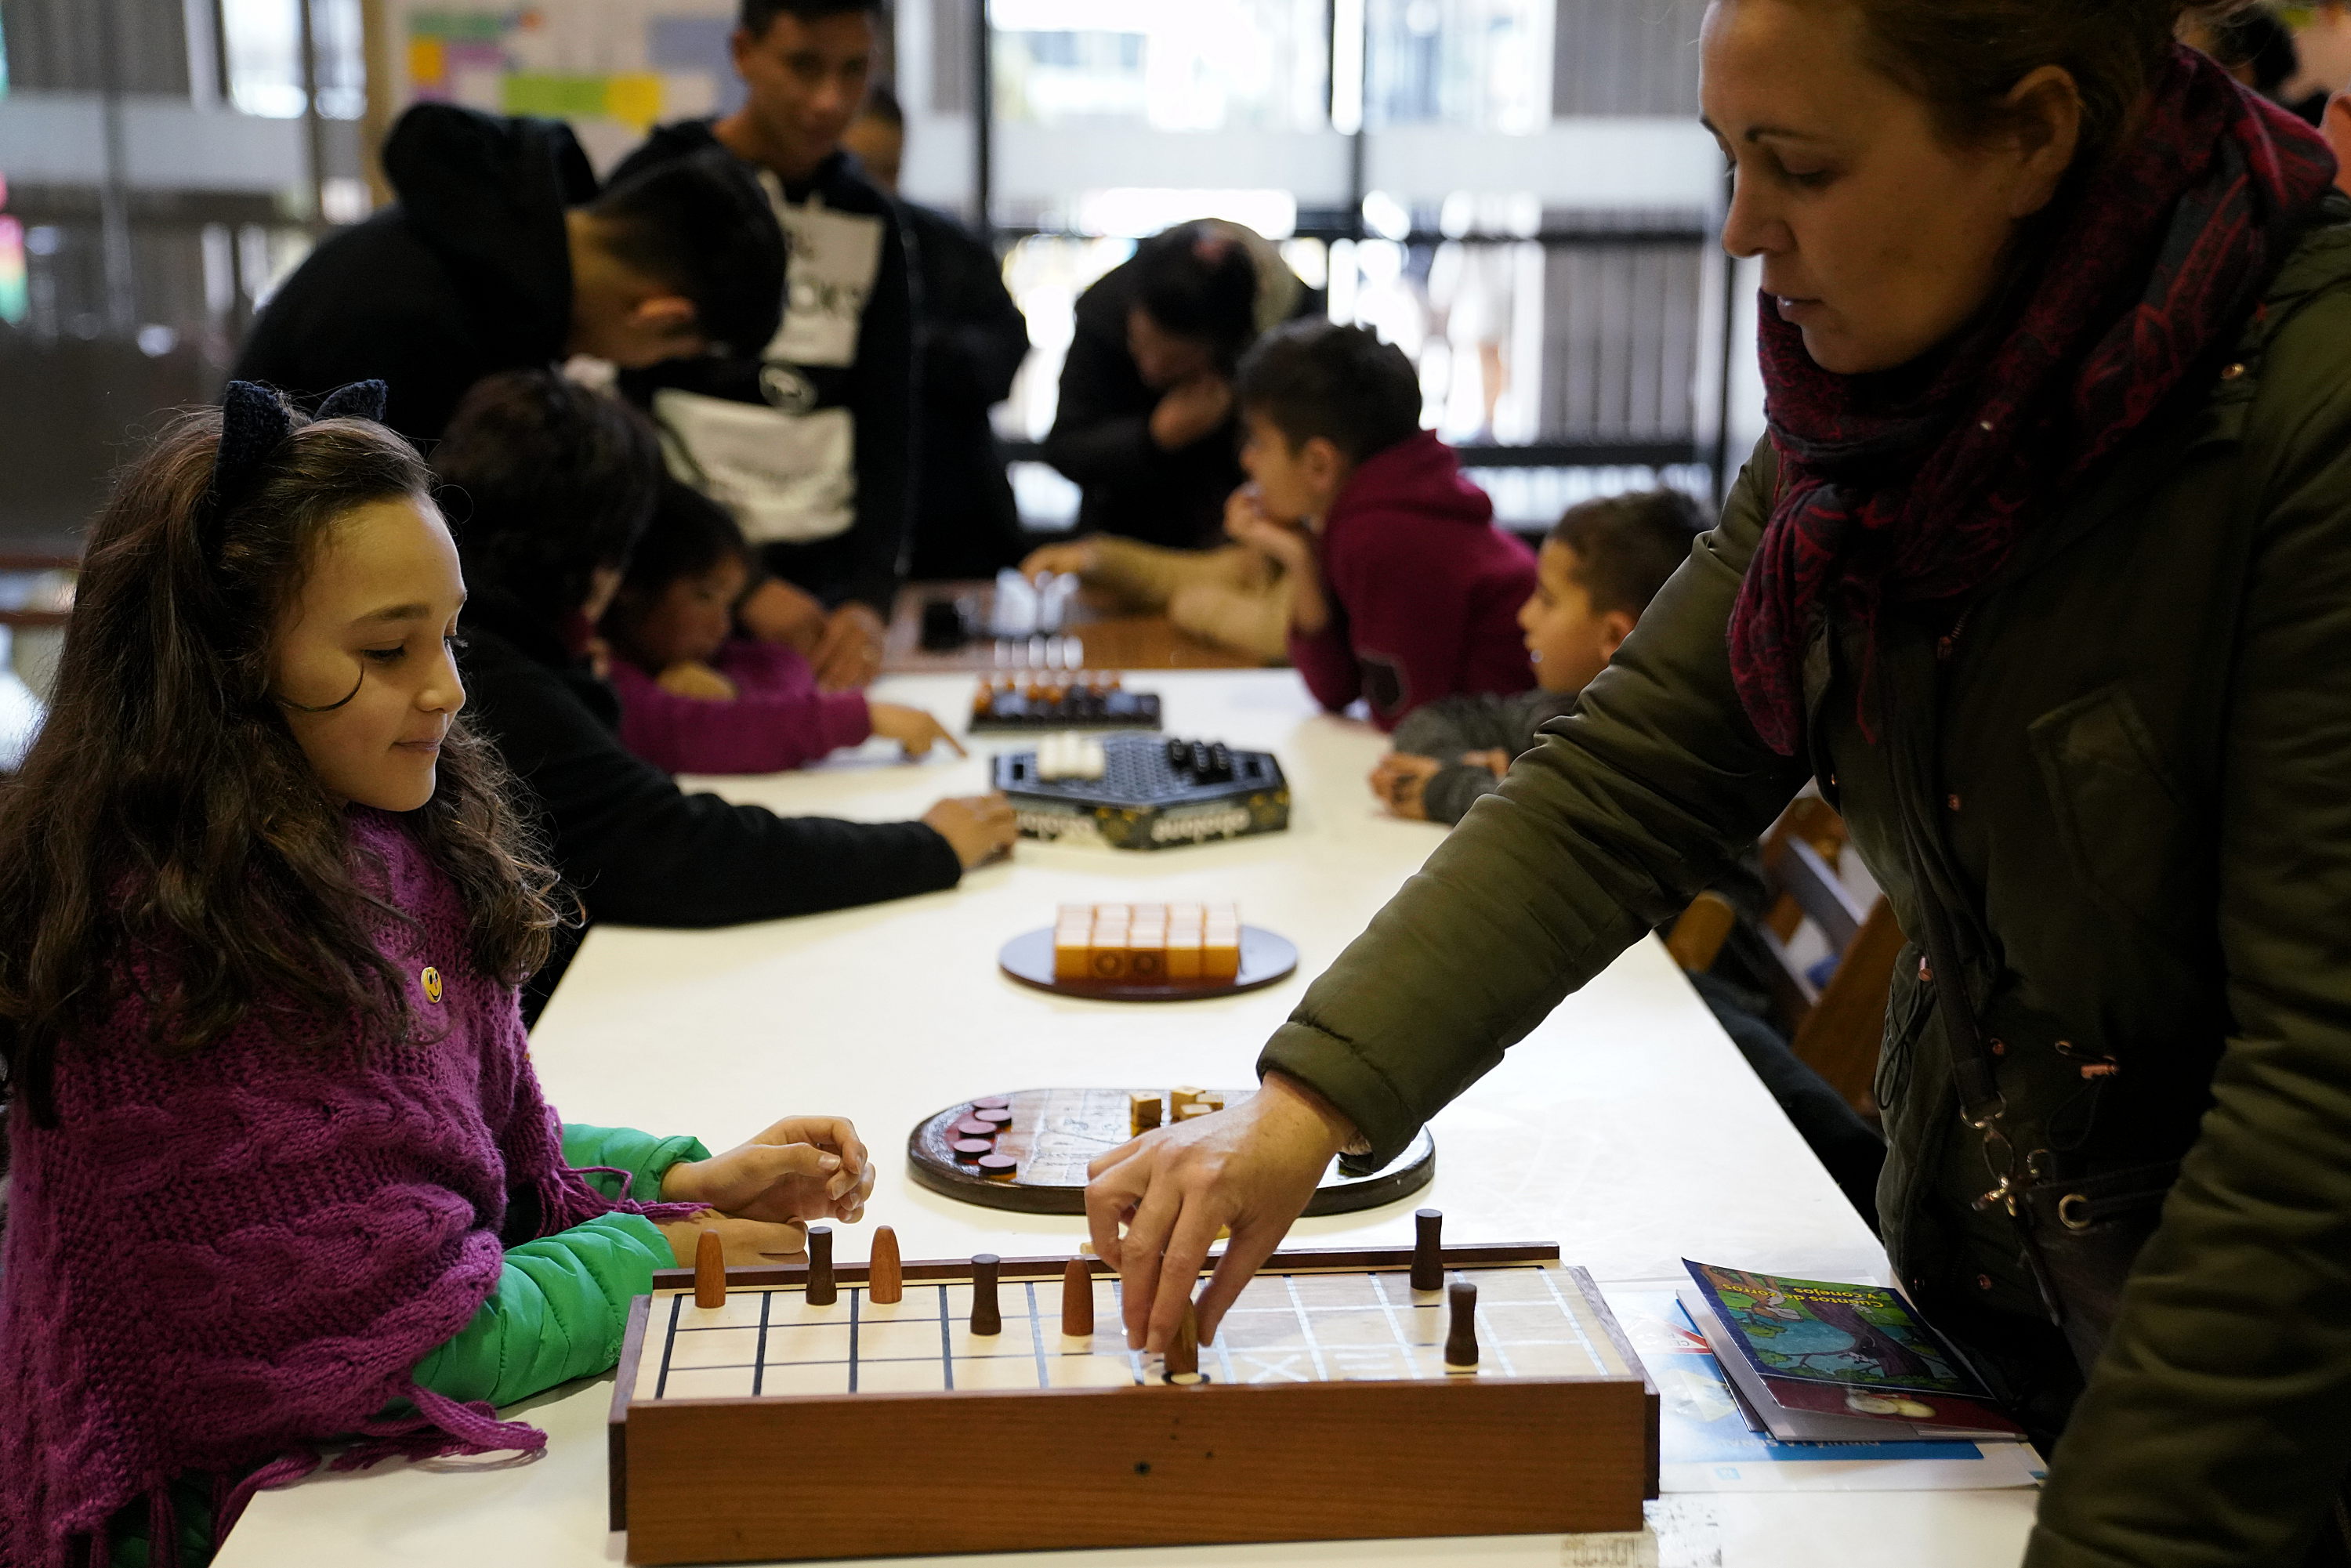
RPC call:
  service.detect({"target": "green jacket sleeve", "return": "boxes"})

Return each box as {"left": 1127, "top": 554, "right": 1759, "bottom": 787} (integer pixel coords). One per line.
{"left": 2025, "top": 287, "right": 2351, "bottom": 1566}
{"left": 411, "top": 1211, "right": 673, "bottom": 1407}
{"left": 560, "top": 1122, "right": 711, "bottom": 1204}
{"left": 1258, "top": 447, "right": 1812, "bottom": 1164}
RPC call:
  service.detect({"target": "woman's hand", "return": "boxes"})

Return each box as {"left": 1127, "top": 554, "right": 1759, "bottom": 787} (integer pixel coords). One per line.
{"left": 1085, "top": 1072, "right": 1357, "bottom": 1351}
{"left": 1020, "top": 541, "right": 1098, "bottom": 578}
{"left": 654, "top": 1211, "right": 810, "bottom": 1268}
{"left": 662, "top": 1114, "right": 875, "bottom": 1226}
{"left": 922, "top": 791, "right": 1018, "bottom": 869}
{"left": 811, "top": 603, "right": 888, "bottom": 691}
{"left": 739, "top": 577, "right": 828, "bottom": 654}
{"left": 1150, "top": 373, "right": 1234, "bottom": 451}
{"left": 870, "top": 702, "right": 968, "bottom": 760}
{"left": 1368, "top": 751, "right": 1443, "bottom": 819}
{"left": 657, "top": 661, "right": 740, "bottom": 701}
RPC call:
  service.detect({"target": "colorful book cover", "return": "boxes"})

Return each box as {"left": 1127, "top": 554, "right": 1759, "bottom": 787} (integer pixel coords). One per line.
{"left": 1682, "top": 1260, "right": 1984, "bottom": 1397}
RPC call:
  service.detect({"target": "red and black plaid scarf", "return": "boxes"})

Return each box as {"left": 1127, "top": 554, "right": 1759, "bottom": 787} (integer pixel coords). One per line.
{"left": 1728, "top": 45, "right": 2338, "bottom": 756}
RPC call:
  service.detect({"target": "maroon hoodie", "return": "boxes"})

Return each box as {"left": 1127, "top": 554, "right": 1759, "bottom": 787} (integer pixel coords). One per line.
{"left": 1289, "top": 429, "right": 1538, "bottom": 730}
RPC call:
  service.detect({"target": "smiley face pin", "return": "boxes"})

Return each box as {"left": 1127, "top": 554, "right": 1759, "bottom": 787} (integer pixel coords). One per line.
{"left": 421, "top": 966, "right": 444, "bottom": 1004}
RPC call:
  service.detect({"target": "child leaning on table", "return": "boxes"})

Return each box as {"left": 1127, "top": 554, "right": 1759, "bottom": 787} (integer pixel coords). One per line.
{"left": 1370, "top": 488, "right": 1705, "bottom": 822}
{"left": 1222, "top": 320, "right": 1538, "bottom": 730}
{"left": 600, "top": 476, "right": 962, "bottom": 774}
{"left": 0, "top": 383, "right": 875, "bottom": 1568}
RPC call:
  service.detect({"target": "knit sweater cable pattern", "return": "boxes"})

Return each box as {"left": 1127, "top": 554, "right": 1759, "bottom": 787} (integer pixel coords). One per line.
{"left": 0, "top": 808, "right": 705, "bottom": 1568}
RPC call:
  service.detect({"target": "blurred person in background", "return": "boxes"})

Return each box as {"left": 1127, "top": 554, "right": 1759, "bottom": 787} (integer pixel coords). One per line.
{"left": 840, "top": 87, "right": 1031, "bottom": 581}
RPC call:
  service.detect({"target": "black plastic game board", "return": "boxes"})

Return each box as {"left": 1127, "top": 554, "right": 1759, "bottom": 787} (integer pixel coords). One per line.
{"left": 993, "top": 736, "right": 1290, "bottom": 849}
{"left": 969, "top": 682, "right": 1162, "bottom": 731}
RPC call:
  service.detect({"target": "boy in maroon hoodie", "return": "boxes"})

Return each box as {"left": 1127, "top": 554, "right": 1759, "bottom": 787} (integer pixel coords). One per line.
{"left": 1223, "top": 321, "right": 1537, "bottom": 729}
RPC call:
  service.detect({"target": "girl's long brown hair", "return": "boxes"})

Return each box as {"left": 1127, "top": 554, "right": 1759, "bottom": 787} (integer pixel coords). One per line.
{"left": 0, "top": 402, "right": 564, "bottom": 1127}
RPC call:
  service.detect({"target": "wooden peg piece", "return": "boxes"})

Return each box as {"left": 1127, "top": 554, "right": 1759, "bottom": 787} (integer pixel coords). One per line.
{"left": 805, "top": 1224, "right": 836, "bottom": 1305}
{"left": 971, "top": 1253, "right": 1002, "bottom": 1336}
{"left": 1411, "top": 1208, "right": 1444, "bottom": 1293}
{"left": 1129, "top": 1090, "right": 1164, "bottom": 1136}
{"left": 694, "top": 1228, "right": 725, "bottom": 1309}
{"left": 1444, "top": 1277, "right": 1480, "bottom": 1371}
{"left": 868, "top": 1226, "right": 902, "bottom": 1305}
{"left": 1061, "top": 1258, "right": 1095, "bottom": 1337}
{"left": 1165, "top": 1299, "right": 1201, "bottom": 1382}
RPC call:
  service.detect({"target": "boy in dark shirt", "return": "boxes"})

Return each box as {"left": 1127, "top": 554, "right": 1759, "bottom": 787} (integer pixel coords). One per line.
{"left": 1372, "top": 489, "right": 1704, "bottom": 822}
{"left": 1223, "top": 321, "right": 1537, "bottom": 730}
{"left": 235, "top": 103, "right": 783, "bottom": 444}
{"left": 612, "top": 0, "right": 911, "bottom": 692}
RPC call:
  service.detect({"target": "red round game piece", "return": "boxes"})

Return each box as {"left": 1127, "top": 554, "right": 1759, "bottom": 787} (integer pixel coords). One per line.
{"left": 971, "top": 1095, "right": 1011, "bottom": 1111}
{"left": 974, "top": 1106, "right": 1013, "bottom": 1128}
{"left": 978, "top": 1153, "right": 1019, "bottom": 1181}
{"left": 952, "top": 1117, "right": 997, "bottom": 1140}
{"left": 951, "top": 1139, "right": 993, "bottom": 1161}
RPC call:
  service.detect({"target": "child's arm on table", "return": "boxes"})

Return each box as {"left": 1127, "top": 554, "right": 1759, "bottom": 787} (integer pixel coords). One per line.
{"left": 1226, "top": 488, "right": 1353, "bottom": 708}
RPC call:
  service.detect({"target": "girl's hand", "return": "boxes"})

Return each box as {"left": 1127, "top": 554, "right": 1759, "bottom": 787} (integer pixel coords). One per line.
{"left": 811, "top": 603, "right": 887, "bottom": 691}
{"left": 739, "top": 577, "right": 828, "bottom": 654}
{"left": 1368, "top": 751, "right": 1443, "bottom": 820}
{"left": 654, "top": 1211, "right": 810, "bottom": 1268}
{"left": 870, "top": 702, "right": 968, "bottom": 760}
{"left": 1020, "top": 541, "right": 1098, "bottom": 578}
{"left": 663, "top": 1115, "right": 875, "bottom": 1226}
{"left": 922, "top": 792, "right": 1019, "bottom": 869}
{"left": 657, "top": 661, "right": 739, "bottom": 701}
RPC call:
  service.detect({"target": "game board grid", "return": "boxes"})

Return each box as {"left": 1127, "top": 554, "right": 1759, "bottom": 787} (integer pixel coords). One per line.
{"left": 640, "top": 1266, "right": 1624, "bottom": 1401}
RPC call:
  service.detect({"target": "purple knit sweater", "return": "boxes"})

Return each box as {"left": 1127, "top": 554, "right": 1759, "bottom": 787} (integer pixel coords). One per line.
{"left": 0, "top": 808, "right": 704, "bottom": 1567}
{"left": 608, "top": 638, "right": 871, "bottom": 775}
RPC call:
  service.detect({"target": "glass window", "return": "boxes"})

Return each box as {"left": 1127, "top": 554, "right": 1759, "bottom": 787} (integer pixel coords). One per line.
{"left": 990, "top": 0, "right": 1329, "bottom": 131}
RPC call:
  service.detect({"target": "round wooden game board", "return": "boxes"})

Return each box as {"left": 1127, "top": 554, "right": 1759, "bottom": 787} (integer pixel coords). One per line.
{"left": 907, "top": 1087, "right": 1436, "bottom": 1215}
{"left": 996, "top": 925, "right": 1298, "bottom": 1001}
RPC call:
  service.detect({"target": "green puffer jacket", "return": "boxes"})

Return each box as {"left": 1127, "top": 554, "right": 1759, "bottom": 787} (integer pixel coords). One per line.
{"left": 1261, "top": 199, "right": 2351, "bottom": 1566}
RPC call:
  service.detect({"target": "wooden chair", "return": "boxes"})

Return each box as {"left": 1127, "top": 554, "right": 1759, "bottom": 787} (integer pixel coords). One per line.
{"left": 1664, "top": 794, "right": 1906, "bottom": 1117}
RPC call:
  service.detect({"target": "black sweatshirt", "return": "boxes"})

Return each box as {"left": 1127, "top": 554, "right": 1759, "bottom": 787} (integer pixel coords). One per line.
{"left": 903, "top": 200, "right": 1030, "bottom": 580}
{"left": 235, "top": 104, "right": 592, "bottom": 442}
{"left": 613, "top": 126, "right": 913, "bottom": 616}
{"left": 1041, "top": 255, "right": 1245, "bottom": 551}
{"left": 460, "top": 596, "right": 962, "bottom": 944}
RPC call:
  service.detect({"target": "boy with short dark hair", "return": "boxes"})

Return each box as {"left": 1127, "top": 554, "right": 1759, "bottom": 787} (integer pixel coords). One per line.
{"left": 1225, "top": 320, "right": 1538, "bottom": 730}
{"left": 1372, "top": 489, "right": 1706, "bottom": 823}
{"left": 235, "top": 103, "right": 783, "bottom": 442}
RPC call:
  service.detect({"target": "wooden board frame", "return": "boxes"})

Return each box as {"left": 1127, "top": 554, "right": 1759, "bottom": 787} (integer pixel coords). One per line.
{"left": 996, "top": 925, "right": 1299, "bottom": 1001}
{"left": 903, "top": 1087, "right": 1434, "bottom": 1217}
{"left": 614, "top": 1245, "right": 1657, "bottom": 1565}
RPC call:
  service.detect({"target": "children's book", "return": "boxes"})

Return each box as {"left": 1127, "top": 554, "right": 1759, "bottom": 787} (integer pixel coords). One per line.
{"left": 1680, "top": 1260, "right": 2027, "bottom": 1443}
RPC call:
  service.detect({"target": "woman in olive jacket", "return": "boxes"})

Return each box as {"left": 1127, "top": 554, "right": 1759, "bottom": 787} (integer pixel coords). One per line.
{"left": 1089, "top": 2, "right": 2351, "bottom": 1563}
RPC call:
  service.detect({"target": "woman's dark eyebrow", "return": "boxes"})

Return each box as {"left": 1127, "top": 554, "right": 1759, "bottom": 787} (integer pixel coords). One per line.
{"left": 356, "top": 592, "right": 466, "bottom": 625}
{"left": 1699, "top": 115, "right": 1828, "bottom": 144}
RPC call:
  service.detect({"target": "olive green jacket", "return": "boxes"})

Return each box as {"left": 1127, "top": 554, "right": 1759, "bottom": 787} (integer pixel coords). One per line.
{"left": 1262, "top": 201, "right": 2351, "bottom": 1566}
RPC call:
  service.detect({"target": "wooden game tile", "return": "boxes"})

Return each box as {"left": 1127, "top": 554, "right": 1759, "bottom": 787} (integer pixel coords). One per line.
{"left": 762, "top": 1293, "right": 853, "bottom": 1327}
{"left": 656, "top": 1288, "right": 766, "bottom": 1329}
{"left": 1393, "top": 1305, "right": 1447, "bottom": 1347}
{"left": 1027, "top": 1278, "right": 1066, "bottom": 1315}
{"left": 948, "top": 1325, "right": 1038, "bottom": 1358}
{"left": 664, "top": 1327, "right": 763, "bottom": 1370}
{"left": 757, "top": 1324, "right": 853, "bottom": 1364}
{"left": 857, "top": 1320, "right": 953, "bottom": 1360}
{"left": 950, "top": 1356, "right": 1049, "bottom": 1390}
{"left": 1043, "top": 1354, "right": 1139, "bottom": 1389}
{"left": 855, "top": 1360, "right": 950, "bottom": 1394}
{"left": 658, "top": 1365, "right": 762, "bottom": 1400}
{"left": 854, "top": 1290, "right": 941, "bottom": 1323}
{"left": 757, "top": 1363, "right": 852, "bottom": 1396}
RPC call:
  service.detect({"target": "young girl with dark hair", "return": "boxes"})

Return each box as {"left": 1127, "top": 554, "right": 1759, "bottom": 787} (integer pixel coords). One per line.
{"left": 0, "top": 382, "right": 873, "bottom": 1567}
{"left": 600, "top": 477, "right": 963, "bottom": 773}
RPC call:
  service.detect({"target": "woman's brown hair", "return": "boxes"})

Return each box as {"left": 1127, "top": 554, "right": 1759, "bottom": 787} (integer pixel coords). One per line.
{"left": 1838, "top": 0, "right": 2253, "bottom": 165}
{"left": 0, "top": 400, "right": 564, "bottom": 1126}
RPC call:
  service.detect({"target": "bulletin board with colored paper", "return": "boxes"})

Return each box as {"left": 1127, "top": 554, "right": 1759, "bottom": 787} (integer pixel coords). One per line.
{"left": 382, "top": 1, "right": 741, "bottom": 171}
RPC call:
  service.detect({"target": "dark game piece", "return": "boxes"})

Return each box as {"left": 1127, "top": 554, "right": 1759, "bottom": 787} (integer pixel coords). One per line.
{"left": 1412, "top": 1208, "right": 1444, "bottom": 1292}
{"left": 972, "top": 1095, "right": 1011, "bottom": 1110}
{"left": 805, "top": 1225, "right": 836, "bottom": 1305}
{"left": 951, "top": 1138, "right": 993, "bottom": 1161}
{"left": 952, "top": 1116, "right": 998, "bottom": 1140}
{"left": 868, "top": 1226, "right": 903, "bottom": 1305}
{"left": 694, "top": 1228, "right": 726, "bottom": 1309}
{"left": 973, "top": 1106, "right": 1014, "bottom": 1128}
{"left": 1444, "top": 1277, "right": 1480, "bottom": 1371}
{"left": 1062, "top": 1258, "right": 1095, "bottom": 1337}
{"left": 1165, "top": 1299, "right": 1202, "bottom": 1382}
{"left": 971, "top": 1254, "right": 1002, "bottom": 1335}
{"left": 977, "top": 1153, "right": 1020, "bottom": 1181}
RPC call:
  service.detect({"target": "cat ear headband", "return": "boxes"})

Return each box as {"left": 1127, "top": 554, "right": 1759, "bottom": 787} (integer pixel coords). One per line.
{"left": 201, "top": 378, "right": 392, "bottom": 715}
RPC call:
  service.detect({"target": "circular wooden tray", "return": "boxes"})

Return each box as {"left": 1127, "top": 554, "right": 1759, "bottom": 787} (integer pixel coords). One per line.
{"left": 907, "top": 1087, "right": 1436, "bottom": 1216}
{"left": 997, "top": 925, "right": 1298, "bottom": 1001}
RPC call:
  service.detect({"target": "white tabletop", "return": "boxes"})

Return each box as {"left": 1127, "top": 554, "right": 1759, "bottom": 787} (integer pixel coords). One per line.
{"left": 219, "top": 670, "right": 2035, "bottom": 1567}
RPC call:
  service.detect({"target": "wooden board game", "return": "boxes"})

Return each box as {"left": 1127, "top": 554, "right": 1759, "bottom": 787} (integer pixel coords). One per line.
{"left": 906, "top": 1086, "right": 1436, "bottom": 1215}
{"left": 994, "top": 736, "right": 1289, "bottom": 850}
{"left": 613, "top": 1240, "right": 1658, "bottom": 1564}
{"left": 970, "top": 672, "right": 1162, "bottom": 731}
{"left": 998, "top": 924, "right": 1296, "bottom": 1000}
